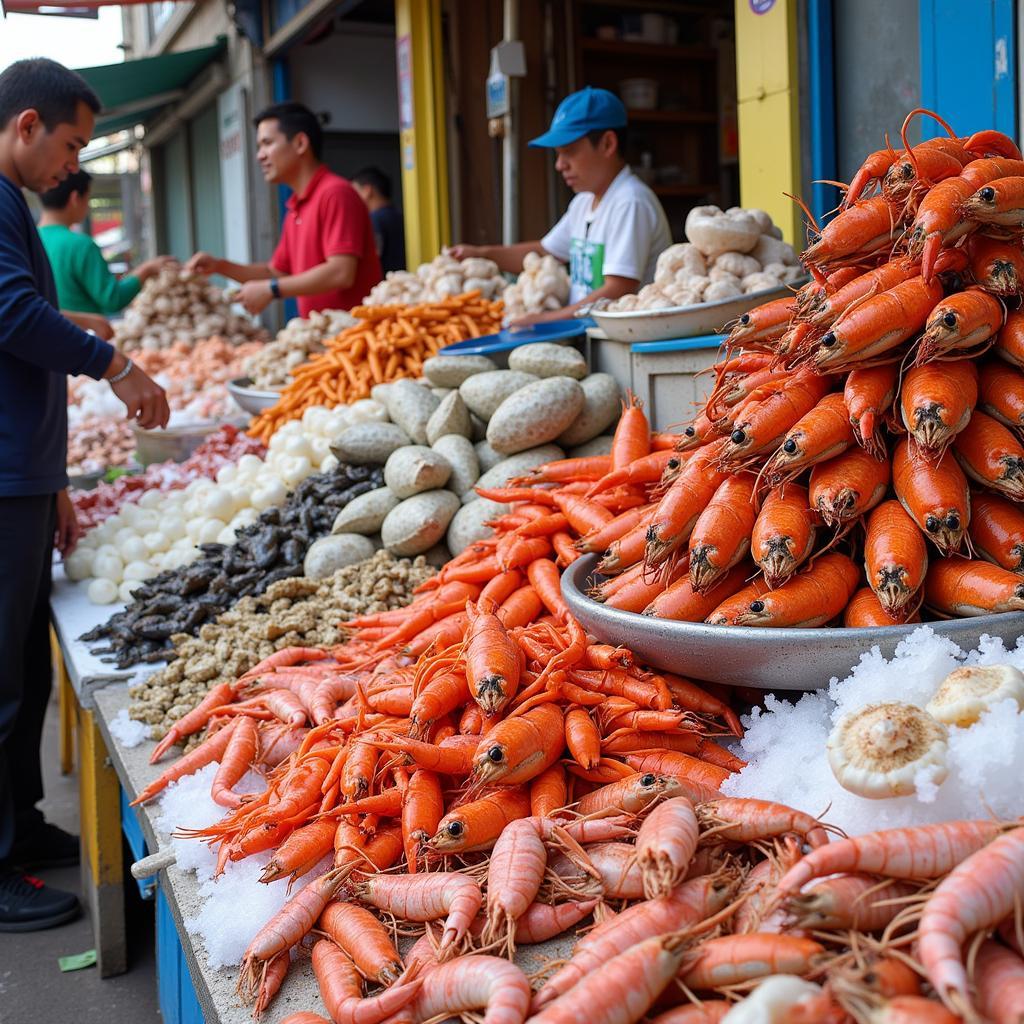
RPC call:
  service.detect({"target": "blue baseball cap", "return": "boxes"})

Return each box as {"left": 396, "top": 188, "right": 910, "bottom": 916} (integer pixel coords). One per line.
{"left": 528, "top": 87, "right": 628, "bottom": 148}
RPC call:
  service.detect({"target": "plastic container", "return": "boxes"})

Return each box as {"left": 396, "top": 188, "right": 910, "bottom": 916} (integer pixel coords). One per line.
{"left": 619, "top": 78, "right": 659, "bottom": 111}
{"left": 585, "top": 327, "right": 634, "bottom": 392}
{"left": 131, "top": 421, "right": 233, "bottom": 467}
{"left": 439, "top": 319, "right": 592, "bottom": 368}
{"left": 630, "top": 334, "right": 723, "bottom": 432}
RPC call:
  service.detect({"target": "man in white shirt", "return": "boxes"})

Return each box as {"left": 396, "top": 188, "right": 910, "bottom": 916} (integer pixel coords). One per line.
{"left": 451, "top": 87, "right": 672, "bottom": 326}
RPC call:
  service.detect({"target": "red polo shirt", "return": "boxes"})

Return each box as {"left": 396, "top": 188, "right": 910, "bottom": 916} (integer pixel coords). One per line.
{"left": 271, "top": 165, "right": 382, "bottom": 315}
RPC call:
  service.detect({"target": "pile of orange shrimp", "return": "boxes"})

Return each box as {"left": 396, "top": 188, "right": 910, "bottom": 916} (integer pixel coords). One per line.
{"left": 540, "top": 109, "right": 1024, "bottom": 628}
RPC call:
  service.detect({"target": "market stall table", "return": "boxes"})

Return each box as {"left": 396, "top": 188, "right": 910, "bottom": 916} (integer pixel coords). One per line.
{"left": 49, "top": 566, "right": 161, "bottom": 977}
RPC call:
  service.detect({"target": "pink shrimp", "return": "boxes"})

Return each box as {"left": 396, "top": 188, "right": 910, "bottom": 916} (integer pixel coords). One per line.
{"left": 351, "top": 870, "right": 482, "bottom": 960}
{"left": 528, "top": 932, "right": 694, "bottom": 1024}
{"left": 918, "top": 825, "right": 1024, "bottom": 1017}
{"left": 310, "top": 939, "right": 421, "bottom": 1024}
{"left": 677, "top": 934, "right": 826, "bottom": 990}
{"left": 550, "top": 841, "right": 644, "bottom": 899}
{"left": 409, "top": 955, "right": 531, "bottom": 1024}
{"left": 511, "top": 898, "right": 600, "bottom": 944}
{"left": 253, "top": 949, "right": 290, "bottom": 1019}
{"left": 239, "top": 867, "right": 344, "bottom": 1001}
{"left": 634, "top": 796, "right": 699, "bottom": 899}
{"left": 258, "top": 723, "right": 307, "bottom": 767}
{"left": 732, "top": 837, "right": 803, "bottom": 935}
{"left": 532, "top": 871, "right": 737, "bottom": 1009}
{"left": 697, "top": 798, "right": 832, "bottom": 849}
{"left": 974, "top": 938, "right": 1024, "bottom": 1024}
{"left": 787, "top": 874, "right": 921, "bottom": 932}
{"left": 776, "top": 820, "right": 1003, "bottom": 894}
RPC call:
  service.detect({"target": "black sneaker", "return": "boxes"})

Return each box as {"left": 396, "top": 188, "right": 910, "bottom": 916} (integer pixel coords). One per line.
{"left": 0, "top": 866, "right": 80, "bottom": 932}
{"left": 9, "top": 822, "right": 80, "bottom": 870}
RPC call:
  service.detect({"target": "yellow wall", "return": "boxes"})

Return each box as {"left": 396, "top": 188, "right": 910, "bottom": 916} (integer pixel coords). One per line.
{"left": 395, "top": 0, "right": 450, "bottom": 267}
{"left": 734, "top": 0, "right": 803, "bottom": 246}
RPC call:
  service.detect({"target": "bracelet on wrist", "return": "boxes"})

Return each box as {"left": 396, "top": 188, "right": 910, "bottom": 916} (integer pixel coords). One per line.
{"left": 108, "top": 358, "right": 134, "bottom": 385}
{"left": 269, "top": 278, "right": 282, "bottom": 300}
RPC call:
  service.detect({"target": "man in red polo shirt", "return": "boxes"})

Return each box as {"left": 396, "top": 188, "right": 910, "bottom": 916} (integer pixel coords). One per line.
{"left": 187, "top": 102, "right": 381, "bottom": 315}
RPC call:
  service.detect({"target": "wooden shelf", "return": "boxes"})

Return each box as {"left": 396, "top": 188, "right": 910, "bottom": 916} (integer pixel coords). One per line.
{"left": 652, "top": 183, "right": 719, "bottom": 197}
{"left": 627, "top": 109, "right": 718, "bottom": 125}
{"left": 580, "top": 37, "right": 717, "bottom": 61}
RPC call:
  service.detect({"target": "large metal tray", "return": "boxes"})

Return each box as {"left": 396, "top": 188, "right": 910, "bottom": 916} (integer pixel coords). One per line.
{"left": 590, "top": 281, "right": 805, "bottom": 344}
{"left": 561, "top": 554, "right": 1024, "bottom": 691}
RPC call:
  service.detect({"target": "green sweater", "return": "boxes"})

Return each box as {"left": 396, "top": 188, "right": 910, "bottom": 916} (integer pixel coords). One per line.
{"left": 37, "top": 223, "right": 141, "bottom": 315}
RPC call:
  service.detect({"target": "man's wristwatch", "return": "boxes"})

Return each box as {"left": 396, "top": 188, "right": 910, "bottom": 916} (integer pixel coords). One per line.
{"left": 108, "top": 358, "right": 134, "bottom": 384}
{"left": 269, "top": 279, "right": 282, "bottom": 300}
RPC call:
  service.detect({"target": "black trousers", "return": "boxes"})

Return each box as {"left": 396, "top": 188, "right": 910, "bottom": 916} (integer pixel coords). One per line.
{"left": 0, "top": 494, "right": 56, "bottom": 864}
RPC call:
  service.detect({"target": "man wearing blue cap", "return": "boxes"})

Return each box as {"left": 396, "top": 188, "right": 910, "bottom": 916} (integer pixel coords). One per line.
{"left": 452, "top": 87, "right": 671, "bottom": 325}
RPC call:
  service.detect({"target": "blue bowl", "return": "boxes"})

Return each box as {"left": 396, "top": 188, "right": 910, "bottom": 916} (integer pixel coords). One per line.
{"left": 439, "top": 318, "right": 594, "bottom": 359}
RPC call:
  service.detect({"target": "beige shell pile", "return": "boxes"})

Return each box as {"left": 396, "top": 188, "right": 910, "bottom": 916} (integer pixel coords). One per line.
{"left": 245, "top": 309, "right": 358, "bottom": 389}
{"left": 609, "top": 206, "right": 804, "bottom": 312}
{"left": 127, "top": 550, "right": 435, "bottom": 737}
{"left": 502, "top": 252, "right": 571, "bottom": 323}
{"left": 364, "top": 251, "right": 506, "bottom": 305}
{"left": 114, "top": 268, "right": 267, "bottom": 353}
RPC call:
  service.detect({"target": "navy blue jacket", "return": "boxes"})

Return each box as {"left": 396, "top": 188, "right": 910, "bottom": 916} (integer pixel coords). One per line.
{"left": 0, "top": 173, "right": 114, "bottom": 496}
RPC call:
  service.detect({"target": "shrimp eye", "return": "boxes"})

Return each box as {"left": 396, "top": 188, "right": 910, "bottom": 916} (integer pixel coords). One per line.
{"left": 821, "top": 331, "right": 837, "bottom": 348}
{"left": 731, "top": 429, "right": 746, "bottom": 444}
{"left": 684, "top": 426, "right": 695, "bottom": 438}
{"left": 749, "top": 600, "right": 765, "bottom": 613}
{"left": 640, "top": 773, "right": 656, "bottom": 786}
{"left": 981, "top": 186, "right": 996, "bottom": 202}
{"left": 926, "top": 514, "right": 941, "bottom": 532}
{"left": 446, "top": 820, "right": 464, "bottom": 837}
{"left": 783, "top": 438, "right": 797, "bottom": 454}
{"left": 487, "top": 746, "right": 504, "bottom": 763}
{"left": 667, "top": 458, "right": 680, "bottom": 469}
{"left": 942, "top": 311, "right": 957, "bottom": 328}
{"left": 901, "top": 163, "right": 913, "bottom": 179}
{"left": 739, "top": 313, "right": 750, "bottom": 326}
{"left": 945, "top": 512, "right": 961, "bottom": 530}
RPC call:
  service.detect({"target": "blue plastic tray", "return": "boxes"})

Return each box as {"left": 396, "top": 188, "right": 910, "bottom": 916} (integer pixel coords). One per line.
{"left": 440, "top": 318, "right": 594, "bottom": 357}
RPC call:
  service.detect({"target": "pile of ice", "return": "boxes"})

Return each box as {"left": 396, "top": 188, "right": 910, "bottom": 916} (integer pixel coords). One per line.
{"left": 152, "top": 761, "right": 329, "bottom": 968}
{"left": 108, "top": 708, "right": 149, "bottom": 748}
{"left": 724, "top": 626, "right": 1024, "bottom": 834}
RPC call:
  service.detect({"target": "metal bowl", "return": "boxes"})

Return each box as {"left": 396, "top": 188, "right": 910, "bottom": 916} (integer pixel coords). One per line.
{"left": 561, "top": 555, "right": 1024, "bottom": 691}
{"left": 590, "top": 281, "right": 807, "bottom": 344}
{"left": 227, "top": 377, "right": 284, "bottom": 416}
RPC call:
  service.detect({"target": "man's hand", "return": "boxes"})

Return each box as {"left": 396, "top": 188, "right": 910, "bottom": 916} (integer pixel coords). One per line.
{"left": 185, "top": 251, "right": 222, "bottom": 276}
{"left": 447, "top": 243, "right": 486, "bottom": 261}
{"left": 72, "top": 312, "right": 115, "bottom": 340}
{"left": 239, "top": 279, "right": 274, "bottom": 315}
{"left": 134, "top": 255, "right": 177, "bottom": 282}
{"left": 104, "top": 354, "right": 170, "bottom": 430}
{"left": 55, "top": 489, "right": 80, "bottom": 558}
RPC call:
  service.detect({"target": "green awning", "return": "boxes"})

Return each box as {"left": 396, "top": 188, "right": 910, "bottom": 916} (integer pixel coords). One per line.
{"left": 76, "top": 38, "right": 227, "bottom": 136}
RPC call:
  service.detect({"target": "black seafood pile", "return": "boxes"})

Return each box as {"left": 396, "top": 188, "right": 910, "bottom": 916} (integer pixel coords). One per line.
{"left": 82, "top": 463, "right": 383, "bottom": 667}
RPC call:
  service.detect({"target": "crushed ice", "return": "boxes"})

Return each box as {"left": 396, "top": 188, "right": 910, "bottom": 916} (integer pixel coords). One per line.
{"left": 108, "top": 708, "right": 149, "bottom": 748}
{"left": 723, "top": 626, "right": 1024, "bottom": 834}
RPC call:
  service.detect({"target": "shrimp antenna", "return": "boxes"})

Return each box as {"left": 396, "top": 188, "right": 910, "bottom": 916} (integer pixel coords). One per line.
{"left": 784, "top": 191, "right": 821, "bottom": 235}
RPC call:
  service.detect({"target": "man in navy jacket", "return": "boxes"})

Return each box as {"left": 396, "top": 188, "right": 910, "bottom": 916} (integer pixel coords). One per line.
{"left": 0, "top": 58, "right": 168, "bottom": 932}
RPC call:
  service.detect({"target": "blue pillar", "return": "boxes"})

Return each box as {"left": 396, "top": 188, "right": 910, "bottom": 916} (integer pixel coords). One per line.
{"left": 806, "top": 0, "right": 838, "bottom": 227}
{"left": 271, "top": 57, "right": 299, "bottom": 322}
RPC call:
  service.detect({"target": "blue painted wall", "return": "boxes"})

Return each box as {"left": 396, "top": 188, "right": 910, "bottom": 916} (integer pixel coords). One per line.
{"left": 919, "top": 0, "right": 1017, "bottom": 139}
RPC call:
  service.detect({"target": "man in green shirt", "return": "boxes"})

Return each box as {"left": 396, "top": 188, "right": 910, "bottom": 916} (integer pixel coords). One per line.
{"left": 37, "top": 169, "right": 172, "bottom": 332}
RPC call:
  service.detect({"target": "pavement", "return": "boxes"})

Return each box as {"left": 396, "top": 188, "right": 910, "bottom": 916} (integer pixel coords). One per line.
{"left": 0, "top": 692, "right": 161, "bottom": 1024}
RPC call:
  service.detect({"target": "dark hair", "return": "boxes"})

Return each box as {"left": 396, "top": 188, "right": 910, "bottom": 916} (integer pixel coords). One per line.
{"left": 352, "top": 166, "right": 392, "bottom": 199}
{"left": 0, "top": 57, "right": 100, "bottom": 132}
{"left": 585, "top": 126, "right": 628, "bottom": 158}
{"left": 253, "top": 102, "right": 323, "bottom": 160}
{"left": 40, "top": 168, "right": 92, "bottom": 209}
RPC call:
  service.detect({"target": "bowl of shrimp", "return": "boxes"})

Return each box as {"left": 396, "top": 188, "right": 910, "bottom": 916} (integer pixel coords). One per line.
{"left": 562, "top": 554, "right": 1024, "bottom": 691}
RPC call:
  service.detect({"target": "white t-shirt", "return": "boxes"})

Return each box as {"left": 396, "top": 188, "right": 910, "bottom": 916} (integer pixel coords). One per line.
{"left": 541, "top": 166, "right": 672, "bottom": 304}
